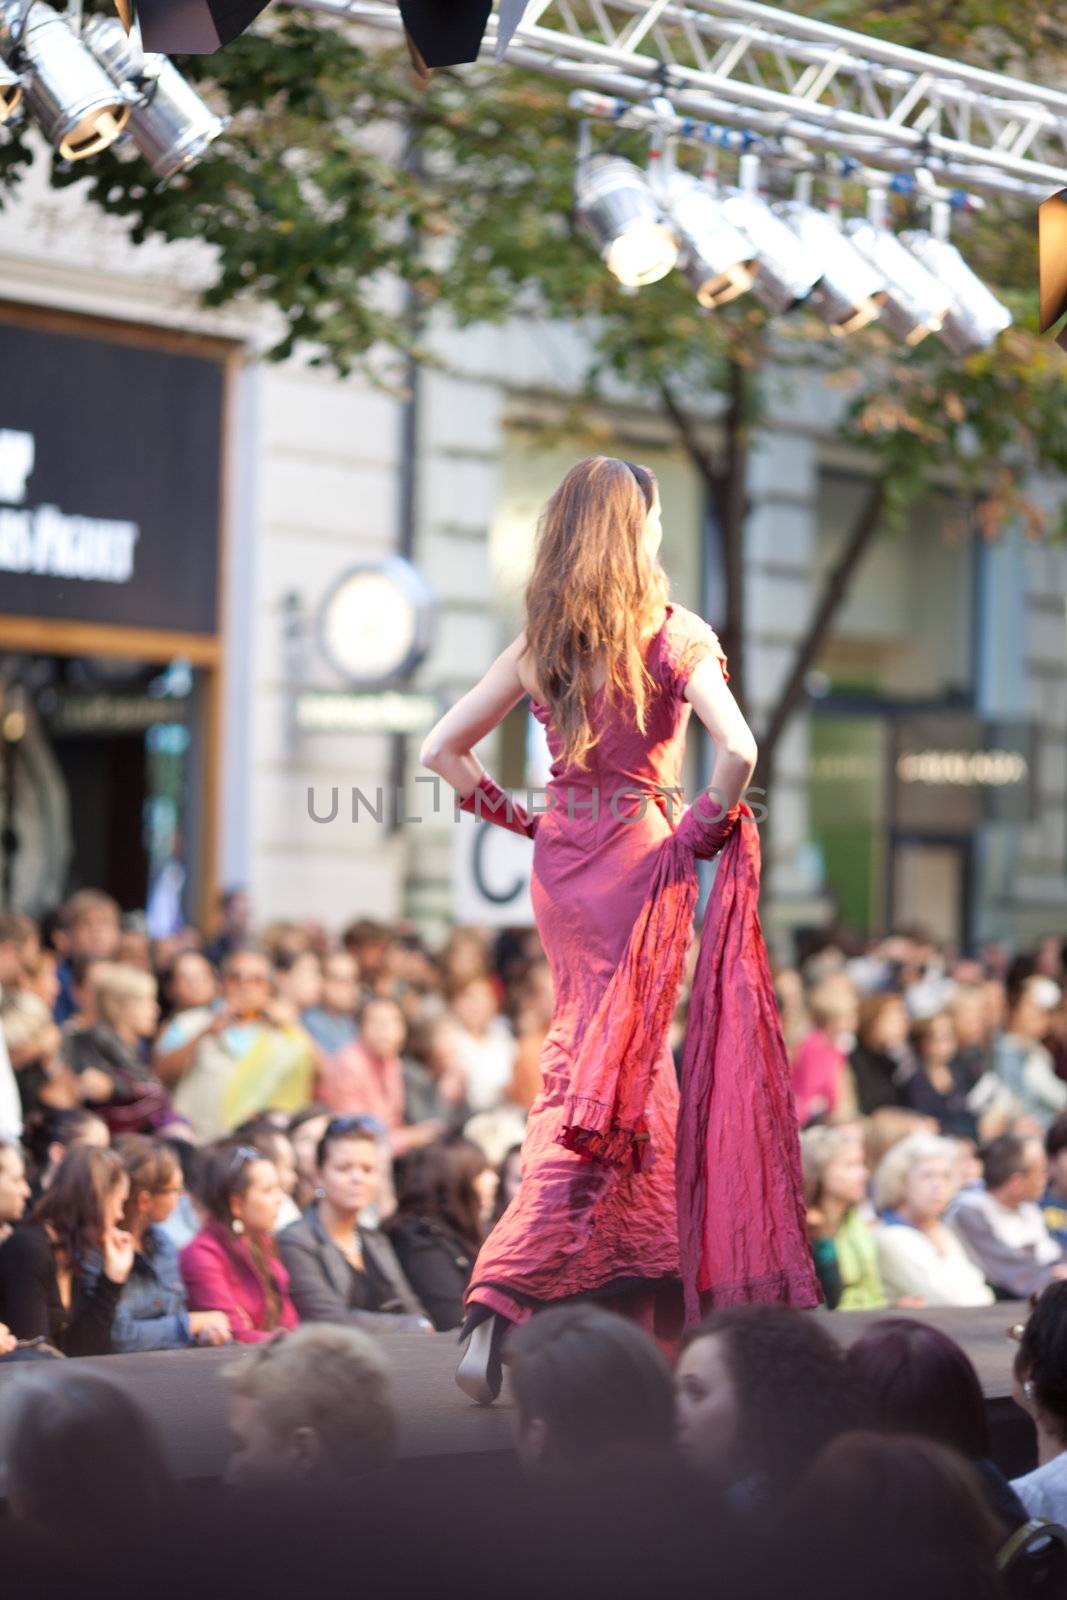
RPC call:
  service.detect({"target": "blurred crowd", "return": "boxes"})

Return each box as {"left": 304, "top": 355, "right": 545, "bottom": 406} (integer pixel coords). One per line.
{"left": 2, "top": 891, "right": 1067, "bottom": 1593}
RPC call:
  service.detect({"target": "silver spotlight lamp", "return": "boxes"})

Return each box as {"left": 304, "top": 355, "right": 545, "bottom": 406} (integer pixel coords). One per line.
{"left": 717, "top": 153, "right": 821, "bottom": 314}
{"left": 901, "top": 200, "right": 1012, "bottom": 355}
{"left": 575, "top": 147, "right": 679, "bottom": 289}
{"left": 775, "top": 176, "right": 885, "bottom": 336}
{"left": 844, "top": 189, "right": 953, "bottom": 347}
{"left": 0, "top": 53, "right": 21, "bottom": 121}
{"left": 0, "top": 0, "right": 131, "bottom": 160}
{"left": 84, "top": 17, "right": 226, "bottom": 181}
{"left": 662, "top": 167, "right": 756, "bottom": 308}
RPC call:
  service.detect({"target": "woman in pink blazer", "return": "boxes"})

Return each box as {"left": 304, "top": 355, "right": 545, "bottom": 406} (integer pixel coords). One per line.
{"left": 181, "top": 1143, "right": 298, "bottom": 1344}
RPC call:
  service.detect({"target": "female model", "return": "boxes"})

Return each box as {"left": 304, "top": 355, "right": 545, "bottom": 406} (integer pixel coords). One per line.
{"left": 421, "top": 456, "right": 818, "bottom": 1403}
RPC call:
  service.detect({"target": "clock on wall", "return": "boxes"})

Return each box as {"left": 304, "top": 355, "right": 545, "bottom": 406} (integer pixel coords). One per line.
{"left": 315, "top": 557, "right": 436, "bottom": 688}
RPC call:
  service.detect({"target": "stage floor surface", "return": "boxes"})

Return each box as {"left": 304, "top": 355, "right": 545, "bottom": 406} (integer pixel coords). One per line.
{"left": 0, "top": 1302, "right": 1035, "bottom": 1482}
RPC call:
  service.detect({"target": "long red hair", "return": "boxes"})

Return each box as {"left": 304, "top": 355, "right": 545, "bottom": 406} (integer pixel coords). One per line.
{"left": 521, "top": 456, "right": 669, "bottom": 772}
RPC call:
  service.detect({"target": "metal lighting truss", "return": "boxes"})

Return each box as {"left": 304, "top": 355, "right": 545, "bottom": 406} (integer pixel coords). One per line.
{"left": 293, "top": 0, "right": 1067, "bottom": 201}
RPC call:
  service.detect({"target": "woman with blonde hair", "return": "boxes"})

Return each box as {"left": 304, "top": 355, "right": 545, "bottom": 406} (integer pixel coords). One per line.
{"left": 872, "top": 1133, "right": 993, "bottom": 1308}
{"left": 421, "top": 455, "right": 818, "bottom": 1401}
{"left": 61, "top": 964, "right": 173, "bottom": 1136}
{"left": 801, "top": 1123, "right": 886, "bottom": 1310}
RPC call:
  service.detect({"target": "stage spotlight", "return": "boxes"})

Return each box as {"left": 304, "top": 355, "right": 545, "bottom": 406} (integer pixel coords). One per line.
{"left": 0, "top": 55, "right": 21, "bottom": 121}
{"left": 775, "top": 199, "right": 885, "bottom": 335}
{"left": 0, "top": 0, "right": 130, "bottom": 159}
{"left": 717, "top": 155, "right": 821, "bottom": 313}
{"left": 1037, "top": 188, "right": 1067, "bottom": 350}
{"left": 844, "top": 192, "right": 952, "bottom": 346}
{"left": 85, "top": 17, "right": 226, "bottom": 181}
{"left": 117, "top": 0, "right": 273, "bottom": 56}
{"left": 575, "top": 154, "right": 679, "bottom": 288}
{"left": 663, "top": 169, "right": 756, "bottom": 307}
{"left": 901, "top": 205, "right": 1012, "bottom": 354}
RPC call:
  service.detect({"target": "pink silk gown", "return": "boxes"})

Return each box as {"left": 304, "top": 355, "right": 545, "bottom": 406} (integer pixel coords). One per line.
{"left": 464, "top": 603, "right": 819, "bottom": 1336}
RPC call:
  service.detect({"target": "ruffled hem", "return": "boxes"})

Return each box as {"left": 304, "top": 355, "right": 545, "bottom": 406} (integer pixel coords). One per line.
{"left": 556, "top": 1120, "right": 650, "bottom": 1173}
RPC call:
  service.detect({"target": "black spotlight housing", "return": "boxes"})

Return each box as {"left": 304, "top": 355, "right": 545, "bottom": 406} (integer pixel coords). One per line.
{"left": 120, "top": 0, "right": 275, "bottom": 55}
{"left": 398, "top": 1, "right": 492, "bottom": 69}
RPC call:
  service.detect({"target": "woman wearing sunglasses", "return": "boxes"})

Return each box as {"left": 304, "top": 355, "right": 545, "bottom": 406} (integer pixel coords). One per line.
{"left": 179, "top": 1142, "right": 298, "bottom": 1343}
{"left": 277, "top": 1117, "right": 430, "bottom": 1333}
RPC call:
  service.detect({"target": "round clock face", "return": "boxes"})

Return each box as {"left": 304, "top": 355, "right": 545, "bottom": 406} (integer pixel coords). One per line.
{"left": 317, "top": 560, "right": 433, "bottom": 686}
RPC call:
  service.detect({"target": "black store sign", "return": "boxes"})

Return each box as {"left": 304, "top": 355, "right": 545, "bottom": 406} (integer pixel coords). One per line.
{"left": 892, "top": 714, "right": 1038, "bottom": 831}
{"left": 0, "top": 322, "right": 224, "bottom": 635}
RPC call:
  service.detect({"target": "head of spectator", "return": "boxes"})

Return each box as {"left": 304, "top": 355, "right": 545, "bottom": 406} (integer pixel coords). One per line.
{"left": 807, "top": 974, "right": 859, "bottom": 1041}
{"left": 56, "top": 890, "right": 121, "bottom": 964}
{"left": 781, "top": 1432, "right": 1007, "bottom": 1600}
{"left": 440, "top": 927, "right": 490, "bottom": 992}
{"left": 675, "top": 1305, "right": 873, "bottom": 1499}
{"left": 21, "top": 944, "right": 60, "bottom": 1011}
{"left": 115, "top": 1134, "right": 184, "bottom": 1247}
{"left": 94, "top": 963, "right": 160, "bottom": 1047}
{"left": 274, "top": 949, "right": 323, "bottom": 1014}
{"left": 224, "top": 1324, "right": 396, "bottom": 1488}
{"left": 448, "top": 1134, "right": 499, "bottom": 1230}
{"left": 33, "top": 1144, "right": 129, "bottom": 1265}
{"left": 320, "top": 950, "right": 359, "bottom": 1016}
{"left": 165, "top": 950, "right": 217, "bottom": 1015}
{"left": 1, "top": 1368, "right": 172, "bottom": 1535}
{"left": 0, "top": 986, "right": 59, "bottom": 1068}
{"left": 845, "top": 1318, "right": 990, "bottom": 1461}
{"left": 1008, "top": 975, "right": 1062, "bottom": 1043}
{"left": 0, "top": 910, "right": 36, "bottom": 987}
{"left": 68, "top": 953, "right": 117, "bottom": 1027}
{"left": 342, "top": 918, "right": 396, "bottom": 989}
{"left": 872, "top": 1133, "right": 959, "bottom": 1226}
{"left": 950, "top": 985, "right": 992, "bottom": 1051}
{"left": 863, "top": 1106, "right": 940, "bottom": 1176}
{"left": 116, "top": 925, "right": 152, "bottom": 973}
{"left": 36, "top": 1106, "right": 109, "bottom": 1191}
{"left": 358, "top": 993, "right": 406, "bottom": 1063}
{"left": 1013, "top": 1280, "right": 1067, "bottom": 1464}
{"left": 953, "top": 1136, "right": 984, "bottom": 1190}
{"left": 983, "top": 1132, "right": 1048, "bottom": 1211}
{"left": 801, "top": 1123, "right": 868, "bottom": 1235}
{"left": 449, "top": 975, "right": 501, "bottom": 1039}
{"left": 288, "top": 1106, "right": 331, "bottom": 1210}
{"left": 196, "top": 1141, "right": 282, "bottom": 1242}
{"left": 910, "top": 1011, "right": 958, "bottom": 1074}
{"left": 857, "top": 992, "right": 910, "bottom": 1055}
{"left": 0, "top": 1135, "right": 31, "bottom": 1243}
{"left": 313, "top": 1117, "right": 380, "bottom": 1227}
{"left": 233, "top": 1116, "right": 298, "bottom": 1205}
{"left": 393, "top": 1138, "right": 485, "bottom": 1255}
{"left": 509, "top": 1306, "right": 674, "bottom": 1480}
{"left": 418, "top": 1015, "right": 469, "bottom": 1103}
{"left": 216, "top": 886, "right": 252, "bottom": 944}
{"left": 1046, "top": 1114, "right": 1067, "bottom": 1205}
{"left": 221, "top": 947, "right": 274, "bottom": 1023}
{"left": 493, "top": 1143, "right": 523, "bottom": 1224}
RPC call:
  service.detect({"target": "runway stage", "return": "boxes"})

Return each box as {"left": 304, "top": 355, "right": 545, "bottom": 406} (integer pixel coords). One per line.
{"left": 0, "top": 1302, "right": 1037, "bottom": 1485}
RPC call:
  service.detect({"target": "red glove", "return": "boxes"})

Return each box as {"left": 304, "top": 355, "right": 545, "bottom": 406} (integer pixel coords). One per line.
{"left": 458, "top": 773, "right": 539, "bottom": 840}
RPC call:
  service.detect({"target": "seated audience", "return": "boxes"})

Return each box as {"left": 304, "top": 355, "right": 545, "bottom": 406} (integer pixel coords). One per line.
{"left": 862, "top": 1105, "right": 939, "bottom": 1180}
{"left": 180, "top": 1142, "right": 298, "bottom": 1343}
{"left": 0, "top": 1134, "right": 31, "bottom": 1245}
{"left": 790, "top": 977, "right": 860, "bottom": 1127}
{"left": 782, "top": 1433, "right": 1009, "bottom": 1600}
{"left": 1011, "top": 1280, "right": 1067, "bottom": 1521}
{"left": 100, "top": 1134, "right": 231, "bottom": 1351}
{"left": 224, "top": 1323, "right": 398, "bottom": 1488}
{"left": 949, "top": 983, "right": 996, "bottom": 1088}
{"left": 946, "top": 1133, "right": 1067, "bottom": 1299}
{"left": 845, "top": 1317, "right": 1026, "bottom": 1533}
{"left": 151, "top": 951, "right": 221, "bottom": 1084}
{"left": 446, "top": 976, "right": 518, "bottom": 1115}
{"left": 1041, "top": 1111, "right": 1067, "bottom": 1251}
{"left": 1, "top": 983, "right": 63, "bottom": 1125}
{"left": 277, "top": 1117, "right": 428, "bottom": 1332}
{"left": 388, "top": 1139, "right": 487, "bottom": 1331}
{"left": 29, "top": 1106, "right": 109, "bottom": 1198}
{"left": 675, "top": 1304, "right": 873, "bottom": 1508}
{"left": 318, "top": 995, "right": 443, "bottom": 1155}
{"left": 60, "top": 963, "right": 173, "bottom": 1136}
{"left": 300, "top": 949, "right": 360, "bottom": 1058}
{"left": 992, "top": 975, "right": 1067, "bottom": 1127}
{"left": 849, "top": 992, "right": 913, "bottom": 1115}
{"left": 52, "top": 890, "right": 121, "bottom": 1026}
{"left": 0, "top": 1145, "right": 133, "bottom": 1355}
{"left": 1, "top": 1367, "right": 172, "bottom": 1538}
{"left": 901, "top": 1012, "right": 979, "bottom": 1140}
{"left": 167, "top": 949, "right": 316, "bottom": 1140}
{"left": 872, "top": 1134, "right": 993, "bottom": 1307}
{"left": 508, "top": 1305, "right": 675, "bottom": 1481}
{"left": 801, "top": 1124, "right": 887, "bottom": 1309}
